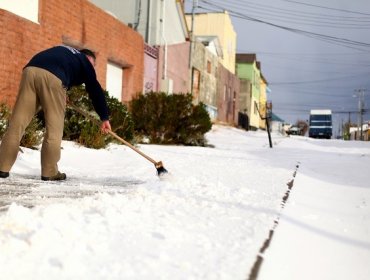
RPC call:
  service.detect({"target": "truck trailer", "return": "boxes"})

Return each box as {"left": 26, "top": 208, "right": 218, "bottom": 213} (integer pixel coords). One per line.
{"left": 309, "top": 109, "right": 332, "bottom": 139}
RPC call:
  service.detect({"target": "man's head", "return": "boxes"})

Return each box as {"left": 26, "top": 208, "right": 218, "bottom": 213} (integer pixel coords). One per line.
{"left": 80, "top": 48, "right": 96, "bottom": 67}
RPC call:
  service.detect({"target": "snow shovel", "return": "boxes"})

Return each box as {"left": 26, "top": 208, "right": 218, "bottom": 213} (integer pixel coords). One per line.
{"left": 68, "top": 103, "right": 168, "bottom": 177}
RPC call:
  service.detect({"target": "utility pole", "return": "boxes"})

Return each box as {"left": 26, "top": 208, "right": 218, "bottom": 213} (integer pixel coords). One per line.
{"left": 189, "top": 0, "right": 197, "bottom": 65}
{"left": 354, "top": 89, "right": 366, "bottom": 140}
{"left": 161, "top": 0, "right": 167, "bottom": 81}
{"left": 189, "top": 0, "right": 198, "bottom": 95}
{"left": 255, "top": 102, "right": 272, "bottom": 148}
{"left": 348, "top": 111, "right": 351, "bottom": 139}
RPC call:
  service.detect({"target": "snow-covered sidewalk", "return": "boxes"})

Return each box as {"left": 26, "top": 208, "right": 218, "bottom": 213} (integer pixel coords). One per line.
{"left": 259, "top": 136, "right": 370, "bottom": 280}
{"left": 0, "top": 125, "right": 369, "bottom": 280}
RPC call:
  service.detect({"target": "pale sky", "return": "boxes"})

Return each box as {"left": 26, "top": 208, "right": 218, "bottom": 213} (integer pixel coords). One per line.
{"left": 187, "top": 0, "right": 370, "bottom": 136}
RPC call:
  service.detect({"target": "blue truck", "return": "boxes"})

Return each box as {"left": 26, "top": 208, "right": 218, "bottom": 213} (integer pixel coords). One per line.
{"left": 309, "top": 109, "right": 332, "bottom": 139}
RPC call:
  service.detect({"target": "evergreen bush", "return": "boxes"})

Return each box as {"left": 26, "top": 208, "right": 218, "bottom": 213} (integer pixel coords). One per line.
{"left": 0, "top": 103, "right": 11, "bottom": 138}
{"left": 65, "top": 85, "right": 134, "bottom": 149}
{"left": 130, "top": 92, "right": 212, "bottom": 145}
{"left": 20, "top": 117, "right": 44, "bottom": 149}
{"left": 0, "top": 102, "right": 43, "bottom": 149}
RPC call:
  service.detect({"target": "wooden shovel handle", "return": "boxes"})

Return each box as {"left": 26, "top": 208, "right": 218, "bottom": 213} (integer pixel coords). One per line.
{"left": 107, "top": 129, "right": 157, "bottom": 164}
{"left": 68, "top": 103, "right": 159, "bottom": 165}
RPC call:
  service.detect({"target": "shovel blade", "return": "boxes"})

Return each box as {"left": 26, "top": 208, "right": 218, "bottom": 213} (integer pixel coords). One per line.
{"left": 156, "top": 166, "right": 168, "bottom": 176}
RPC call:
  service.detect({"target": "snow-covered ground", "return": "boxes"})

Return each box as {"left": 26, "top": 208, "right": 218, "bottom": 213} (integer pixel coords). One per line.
{"left": 0, "top": 125, "right": 369, "bottom": 280}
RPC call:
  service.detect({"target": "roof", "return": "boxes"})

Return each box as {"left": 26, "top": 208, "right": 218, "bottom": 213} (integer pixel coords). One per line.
{"left": 310, "top": 109, "right": 332, "bottom": 115}
{"left": 271, "top": 112, "right": 285, "bottom": 122}
{"left": 195, "top": 36, "right": 223, "bottom": 58}
{"left": 260, "top": 72, "right": 268, "bottom": 85}
{"left": 236, "top": 53, "right": 256, "bottom": 63}
{"left": 186, "top": 11, "right": 229, "bottom": 16}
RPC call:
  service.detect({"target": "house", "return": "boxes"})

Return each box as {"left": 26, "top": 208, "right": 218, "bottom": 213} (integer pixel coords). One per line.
{"left": 350, "top": 122, "right": 369, "bottom": 141}
{"left": 259, "top": 72, "right": 268, "bottom": 130}
{"left": 89, "top": 0, "right": 190, "bottom": 94}
{"left": 270, "top": 113, "right": 285, "bottom": 134}
{"left": 237, "top": 78, "right": 251, "bottom": 130}
{"left": 216, "top": 64, "right": 240, "bottom": 125}
{"left": 191, "top": 36, "right": 221, "bottom": 120}
{"left": 186, "top": 11, "right": 240, "bottom": 125}
{"left": 0, "top": 0, "right": 144, "bottom": 106}
{"left": 236, "top": 54, "right": 264, "bottom": 130}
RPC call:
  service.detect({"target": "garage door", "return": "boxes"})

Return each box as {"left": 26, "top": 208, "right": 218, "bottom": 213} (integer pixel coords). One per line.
{"left": 106, "top": 62, "right": 123, "bottom": 101}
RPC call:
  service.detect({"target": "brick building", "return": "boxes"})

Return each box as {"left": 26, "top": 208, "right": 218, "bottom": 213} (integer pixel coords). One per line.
{"left": 0, "top": 0, "right": 144, "bottom": 107}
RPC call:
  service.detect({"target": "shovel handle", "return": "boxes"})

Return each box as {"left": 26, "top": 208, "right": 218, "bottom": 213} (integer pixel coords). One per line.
{"left": 68, "top": 103, "right": 159, "bottom": 165}
{"left": 107, "top": 129, "right": 158, "bottom": 165}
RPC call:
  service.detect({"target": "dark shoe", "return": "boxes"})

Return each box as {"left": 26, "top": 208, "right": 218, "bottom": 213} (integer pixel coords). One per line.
{"left": 41, "top": 171, "right": 66, "bottom": 181}
{"left": 0, "top": 171, "right": 9, "bottom": 178}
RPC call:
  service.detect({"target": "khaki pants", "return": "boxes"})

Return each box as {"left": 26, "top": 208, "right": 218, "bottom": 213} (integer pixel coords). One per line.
{"left": 0, "top": 67, "right": 66, "bottom": 177}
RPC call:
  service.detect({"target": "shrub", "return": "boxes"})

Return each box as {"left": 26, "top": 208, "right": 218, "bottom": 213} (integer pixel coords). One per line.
{"left": 0, "top": 103, "right": 11, "bottom": 138}
{"left": 20, "top": 117, "right": 44, "bottom": 149}
{"left": 105, "top": 94, "right": 134, "bottom": 142}
{"left": 0, "top": 102, "right": 43, "bottom": 149}
{"left": 130, "top": 92, "right": 212, "bottom": 145}
{"left": 65, "top": 85, "right": 134, "bottom": 149}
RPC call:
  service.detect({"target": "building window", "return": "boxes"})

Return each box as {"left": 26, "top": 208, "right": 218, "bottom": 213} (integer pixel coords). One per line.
{"left": 192, "top": 68, "right": 201, "bottom": 101}
{"left": 106, "top": 62, "right": 123, "bottom": 101}
{"left": 254, "top": 101, "right": 258, "bottom": 115}
{"left": 0, "top": 0, "right": 39, "bottom": 23}
{"left": 207, "top": 60, "right": 211, "bottom": 74}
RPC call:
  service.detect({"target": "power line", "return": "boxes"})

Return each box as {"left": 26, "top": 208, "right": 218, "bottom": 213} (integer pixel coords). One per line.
{"left": 269, "top": 72, "right": 370, "bottom": 85}
{"left": 236, "top": 50, "right": 370, "bottom": 56}
{"left": 240, "top": 52, "right": 370, "bottom": 68}
{"left": 282, "top": 0, "right": 370, "bottom": 16}
{"left": 206, "top": 0, "right": 370, "bottom": 29}
{"left": 221, "top": 0, "right": 370, "bottom": 20}
{"left": 198, "top": 1, "right": 370, "bottom": 51}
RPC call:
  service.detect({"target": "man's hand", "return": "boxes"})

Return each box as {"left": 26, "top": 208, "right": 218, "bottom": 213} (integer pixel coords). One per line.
{"left": 100, "top": 120, "right": 112, "bottom": 134}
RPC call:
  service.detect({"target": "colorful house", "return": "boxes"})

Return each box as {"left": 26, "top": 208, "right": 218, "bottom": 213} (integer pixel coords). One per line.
{"left": 271, "top": 113, "right": 285, "bottom": 134}
{"left": 236, "top": 54, "right": 264, "bottom": 130}
{"left": 186, "top": 10, "right": 239, "bottom": 125}
{"left": 259, "top": 72, "right": 268, "bottom": 130}
{"left": 191, "top": 36, "right": 222, "bottom": 120}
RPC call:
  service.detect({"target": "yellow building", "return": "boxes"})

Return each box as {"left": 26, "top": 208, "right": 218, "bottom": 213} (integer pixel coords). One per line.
{"left": 186, "top": 11, "right": 237, "bottom": 74}
{"left": 259, "top": 73, "right": 268, "bottom": 129}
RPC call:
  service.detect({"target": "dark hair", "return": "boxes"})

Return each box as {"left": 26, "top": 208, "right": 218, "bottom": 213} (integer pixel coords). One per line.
{"left": 80, "top": 48, "right": 96, "bottom": 60}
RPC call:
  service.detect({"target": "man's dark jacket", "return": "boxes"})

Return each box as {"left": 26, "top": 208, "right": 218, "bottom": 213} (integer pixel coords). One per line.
{"left": 26, "top": 45, "right": 109, "bottom": 121}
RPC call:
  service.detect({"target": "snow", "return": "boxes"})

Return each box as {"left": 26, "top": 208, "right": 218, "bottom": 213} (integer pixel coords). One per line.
{"left": 0, "top": 125, "right": 369, "bottom": 280}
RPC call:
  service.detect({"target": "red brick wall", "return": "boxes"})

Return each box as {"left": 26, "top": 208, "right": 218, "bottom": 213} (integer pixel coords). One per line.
{"left": 0, "top": 0, "right": 144, "bottom": 107}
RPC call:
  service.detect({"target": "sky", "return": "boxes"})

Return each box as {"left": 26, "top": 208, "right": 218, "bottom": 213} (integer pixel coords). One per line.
{"left": 186, "top": 0, "right": 370, "bottom": 137}
{"left": 0, "top": 125, "right": 369, "bottom": 279}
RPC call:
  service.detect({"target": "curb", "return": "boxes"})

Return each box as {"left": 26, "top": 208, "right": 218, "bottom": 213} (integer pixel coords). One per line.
{"left": 247, "top": 162, "right": 300, "bottom": 280}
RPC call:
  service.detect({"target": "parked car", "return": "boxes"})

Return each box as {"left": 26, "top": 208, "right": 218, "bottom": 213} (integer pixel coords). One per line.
{"left": 286, "top": 125, "right": 302, "bottom": 136}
